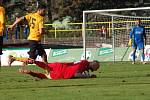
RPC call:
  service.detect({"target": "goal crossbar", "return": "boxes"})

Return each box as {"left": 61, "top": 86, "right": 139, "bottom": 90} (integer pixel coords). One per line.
{"left": 83, "top": 7, "right": 150, "bottom": 13}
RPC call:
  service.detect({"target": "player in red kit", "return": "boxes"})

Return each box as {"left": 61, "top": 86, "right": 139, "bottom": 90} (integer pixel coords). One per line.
{"left": 8, "top": 55, "right": 100, "bottom": 79}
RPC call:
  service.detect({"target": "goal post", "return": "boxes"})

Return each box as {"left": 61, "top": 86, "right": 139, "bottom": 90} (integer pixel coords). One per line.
{"left": 82, "top": 7, "right": 150, "bottom": 61}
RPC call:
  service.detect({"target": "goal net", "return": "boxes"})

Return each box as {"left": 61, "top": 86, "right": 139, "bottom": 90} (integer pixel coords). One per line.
{"left": 82, "top": 7, "right": 150, "bottom": 61}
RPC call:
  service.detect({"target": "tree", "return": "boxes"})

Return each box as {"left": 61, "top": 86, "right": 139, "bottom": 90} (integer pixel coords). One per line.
{"left": 47, "top": 0, "right": 52, "bottom": 24}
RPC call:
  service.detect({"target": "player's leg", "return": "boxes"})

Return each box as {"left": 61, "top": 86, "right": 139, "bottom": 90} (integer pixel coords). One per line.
{"left": 34, "top": 60, "right": 50, "bottom": 74}
{"left": 131, "top": 43, "right": 137, "bottom": 64}
{"left": 37, "top": 43, "right": 48, "bottom": 63}
{"left": 138, "top": 42, "right": 146, "bottom": 64}
{"left": 28, "top": 40, "right": 38, "bottom": 61}
{"left": 34, "top": 61, "right": 49, "bottom": 70}
{"left": 8, "top": 55, "right": 34, "bottom": 66}
{"left": 41, "top": 52, "right": 48, "bottom": 63}
{"left": 132, "top": 48, "right": 136, "bottom": 64}
{"left": 8, "top": 41, "right": 37, "bottom": 67}
{"left": 8, "top": 55, "right": 50, "bottom": 71}
{"left": 36, "top": 43, "right": 49, "bottom": 74}
{"left": 19, "top": 68, "right": 48, "bottom": 79}
{"left": 8, "top": 55, "right": 15, "bottom": 66}
{"left": 141, "top": 48, "right": 146, "bottom": 64}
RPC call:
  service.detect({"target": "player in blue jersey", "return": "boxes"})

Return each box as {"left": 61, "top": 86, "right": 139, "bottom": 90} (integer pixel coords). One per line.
{"left": 129, "top": 19, "right": 147, "bottom": 64}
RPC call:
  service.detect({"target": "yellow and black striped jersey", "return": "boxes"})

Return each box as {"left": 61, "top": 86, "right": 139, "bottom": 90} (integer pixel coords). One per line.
{"left": 25, "top": 13, "right": 44, "bottom": 41}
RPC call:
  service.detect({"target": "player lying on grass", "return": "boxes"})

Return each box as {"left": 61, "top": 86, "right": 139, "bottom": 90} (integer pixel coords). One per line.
{"left": 8, "top": 55, "right": 100, "bottom": 80}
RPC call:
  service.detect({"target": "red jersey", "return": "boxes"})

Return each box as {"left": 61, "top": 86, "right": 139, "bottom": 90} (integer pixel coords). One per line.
{"left": 48, "top": 60, "right": 89, "bottom": 79}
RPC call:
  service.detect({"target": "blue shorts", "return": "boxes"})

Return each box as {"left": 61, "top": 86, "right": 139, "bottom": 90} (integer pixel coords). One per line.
{"left": 132, "top": 41, "right": 144, "bottom": 50}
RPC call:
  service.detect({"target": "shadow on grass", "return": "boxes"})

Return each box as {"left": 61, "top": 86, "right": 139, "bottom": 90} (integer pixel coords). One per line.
{"left": 1, "top": 82, "right": 150, "bottom": 91}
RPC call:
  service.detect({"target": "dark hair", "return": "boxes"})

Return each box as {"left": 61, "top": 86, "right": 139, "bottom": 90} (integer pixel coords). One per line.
{"left": 38, "top": 4, "right": 47, "bottom": 10}
{"left": 88, "top": 60, "right": 100, "bottom": 72}
{"left": 92, "top": 60, "right": 100, "bottom": 64}
{"left": 90, "top": 60, "right": 100, "bottom": 67}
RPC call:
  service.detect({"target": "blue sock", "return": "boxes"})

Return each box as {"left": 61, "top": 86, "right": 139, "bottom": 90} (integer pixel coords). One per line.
{"left": 133, "top": 52, "right": 136, "bottom": 62}
{"left": 142, "top": 53, "right": 145, "bottom": 62}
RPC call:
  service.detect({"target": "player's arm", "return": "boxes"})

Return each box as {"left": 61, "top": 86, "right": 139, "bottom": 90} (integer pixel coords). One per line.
{"left": 9, "top": 17, "right": 25, "bottom": 30}
{"left": 38, "top": 18, "right": 47, "bottom": 35}
{"left": 74, "top": 71, "right": 90, "bottom": 78}
{"left": 128, "top": 28, "right": 134, "bottom": 46}
{"left": 129, "top": 27, "right": 134, "bottom": 39}
{"left": 39, "top": 27, "right": 47, "bottom": 35}
{"left": 74, "top": 71, "right": 96, "bottom": 78}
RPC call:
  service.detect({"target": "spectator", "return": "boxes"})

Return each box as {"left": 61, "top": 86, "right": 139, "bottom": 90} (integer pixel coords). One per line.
{"left": 99, "top": 26, "right": 107, "bottom": 38}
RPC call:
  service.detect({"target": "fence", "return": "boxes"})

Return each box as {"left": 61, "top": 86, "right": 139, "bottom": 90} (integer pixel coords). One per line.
{"left": 4, "top": 20, "right": 150, "bottom": 48}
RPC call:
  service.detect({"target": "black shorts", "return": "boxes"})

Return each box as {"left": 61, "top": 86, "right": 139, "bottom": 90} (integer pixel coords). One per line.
{"left": 28, "top": 40, "right": 46, "bottom": 59}
{"left": 0, "top": 36, "right": 3, "bottom": 55}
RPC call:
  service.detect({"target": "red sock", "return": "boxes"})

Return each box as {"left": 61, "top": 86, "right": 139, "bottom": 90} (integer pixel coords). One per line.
{"left": 29, "top": 71, "right": 47, "bottom": 79}
{"left": 34, "top": 61, "right": 48, "bottom": 70}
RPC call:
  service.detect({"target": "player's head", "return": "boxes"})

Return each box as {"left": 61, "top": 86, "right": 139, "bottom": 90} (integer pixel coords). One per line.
{"left": 135, "top": 19, "right": 141, "bottom": 26}
{"left": 88, "top": 60, "right": 100, "bottom": 72}
{"left": 37, "top": 4, "right": 47, "bottom": 16}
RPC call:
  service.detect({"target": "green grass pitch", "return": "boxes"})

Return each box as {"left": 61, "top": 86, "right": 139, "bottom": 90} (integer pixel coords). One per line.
{"left": 0, "top": 62, "right": 150, "bottom": 100}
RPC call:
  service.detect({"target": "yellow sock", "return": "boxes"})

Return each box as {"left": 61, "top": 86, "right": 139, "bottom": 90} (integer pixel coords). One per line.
{"left": 15, "top": 57, "right": 29, "bottom": 62}
{"left": 45, "top": 70, "right": 49, "bottom": 74}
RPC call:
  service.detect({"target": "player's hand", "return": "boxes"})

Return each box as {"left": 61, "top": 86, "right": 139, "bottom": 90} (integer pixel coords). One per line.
{"left": 128, "top": 39, "right": 132, "bottom": 47}
{"left": 43, "top": 28, "right": 49, "bottom": 34}
{"left": 7, "top": 25, "right": 14, "bottom": 32}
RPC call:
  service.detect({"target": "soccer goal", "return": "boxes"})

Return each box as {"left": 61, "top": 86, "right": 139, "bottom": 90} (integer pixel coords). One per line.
{"left": 82, "top": 7, "right": 150, "bottom": 61}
